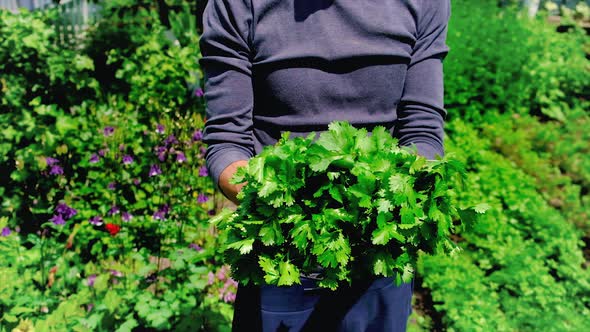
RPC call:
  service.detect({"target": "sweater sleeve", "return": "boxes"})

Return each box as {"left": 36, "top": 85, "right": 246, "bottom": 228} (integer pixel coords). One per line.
{"left": 395, "top": 0, "right": 451, "bottom": 160}
{"left": 199, "top": 0, "right": 254, "bottom": 187}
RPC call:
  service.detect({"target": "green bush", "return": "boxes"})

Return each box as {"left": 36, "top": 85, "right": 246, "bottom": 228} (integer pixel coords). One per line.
{"left": 480, "top": 110, "right": 590, "bottom": 233}
{"left": 0, "top": 5, "right": 231, "bottom": 330}
{"left": 419, "top": 120, "right": 590, "bottom": 331}
{"left": 445, "top": 0, "right": 589, "bottom": 121}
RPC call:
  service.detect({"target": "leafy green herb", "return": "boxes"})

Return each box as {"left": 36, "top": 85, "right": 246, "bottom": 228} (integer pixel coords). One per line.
{"left": 214, "top": 121, "right": 482, "bottom": 289}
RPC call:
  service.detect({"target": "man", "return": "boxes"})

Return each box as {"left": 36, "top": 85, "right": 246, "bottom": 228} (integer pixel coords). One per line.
{"left": 199, "top": 0, "right": 450, "bottom": 330}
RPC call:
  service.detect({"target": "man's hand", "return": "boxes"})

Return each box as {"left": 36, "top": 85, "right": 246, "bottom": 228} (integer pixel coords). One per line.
{"left": 218, "top": 160, "right": 249, "bottom": 205}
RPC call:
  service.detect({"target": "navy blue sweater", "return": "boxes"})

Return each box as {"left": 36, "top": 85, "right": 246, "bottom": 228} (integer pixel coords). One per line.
{"left": 199, "top": 0, "right": 451, "bottom": 186}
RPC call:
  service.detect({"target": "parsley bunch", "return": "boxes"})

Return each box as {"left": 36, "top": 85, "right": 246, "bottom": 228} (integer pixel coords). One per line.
{"left": 212, "top": 122, "right": 481, "bottom": 289}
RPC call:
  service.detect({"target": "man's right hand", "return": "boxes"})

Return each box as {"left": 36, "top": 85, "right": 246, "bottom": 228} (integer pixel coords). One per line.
{"left": 218, "top": 160, "right": 249, "bottom": 205}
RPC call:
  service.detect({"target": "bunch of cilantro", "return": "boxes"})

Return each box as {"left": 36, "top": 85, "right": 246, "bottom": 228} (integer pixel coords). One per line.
{"left": 212, "top": 121, "right": 482, "bottom": 290}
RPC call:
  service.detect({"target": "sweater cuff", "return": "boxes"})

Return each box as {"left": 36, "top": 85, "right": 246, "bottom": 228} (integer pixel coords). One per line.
{"left": 410, "top": 142, "right": 444, "bottom": 161}
{"left": 206, "top": 145, "right": 252, "bottom": 188}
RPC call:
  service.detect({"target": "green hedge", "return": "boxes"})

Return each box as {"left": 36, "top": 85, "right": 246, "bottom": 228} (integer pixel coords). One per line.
{"left": 419, "top": 120, "right": 590, "bottom": 331}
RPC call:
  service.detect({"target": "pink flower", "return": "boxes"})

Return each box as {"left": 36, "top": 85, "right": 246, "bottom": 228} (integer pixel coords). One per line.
{"left": 223, "top": 291, "right": 236, "bottom": 303}
{"left": 87, "top": 274, "right": 97, "bottom": 287}
{"left": 207, "top": 272, "right": 215, "bottom": 285}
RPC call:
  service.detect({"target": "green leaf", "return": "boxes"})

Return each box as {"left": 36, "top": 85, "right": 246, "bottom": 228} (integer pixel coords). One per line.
{"left": 474, "top": 203, "right": 491, "bottom": 214}
{"left": 116, "top": 317, "right": 139, "bottom": 332}
{"left": 329, "top": 185, "right": 344, "bottom": 203}
{"left": 226, "top": 238, "right": 255, "bottom": 254}
{"left": 389, "top": 174, "right": 408, "bottom": 193}
{"left": 290, "top": 219, "right": 313, "bottom": 251}
{"left": 372, "top": 252, "right": 395, "bottom": 277}
{"left": 259, "top": 180, "right": 278, "bottom": 198}
{"left": 278, "top": 260, "right": 301, "bottom": 286}
{"left": 409, "top": 156, "right": 426, "bottom": 174}
{"left": 259, "top": 221, "right": 284, "bottom": 246}
{"left": 259, "top": 256, "right": 280, "bottom": 284}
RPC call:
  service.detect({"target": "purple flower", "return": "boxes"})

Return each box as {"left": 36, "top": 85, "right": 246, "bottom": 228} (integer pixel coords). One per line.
{"left": 197, "top": 193, "right": 209, "bottom": 204}
{"left": 165, "top": 135, "right": 178, "bottom": 146}
{"left": 192, "top": 130, "right": 203, "bottom": 142}
{"left": 133, "top": 178, "right": 141, "bottom": 185}
{"left": 156, "top": 123, "right": 165, "bottom": 134}
{"left": 176, "top": 152, "right": 187, "bottom": 163}
{"left": 155, "top": 146, "right": 167, "bottom": 161}
{"left": 45, "top": 157, "right": 59, "bottom": 166}
{"left": 194, "top": 87, "right": 204, "bottom": 97}
{"left": 50, "top": 165, "right": 64, "bottom": 175}
{"left": 198, "top": 166, "right": 208, "bottom": 177}
{"left": 1, "top": 227, "right": 11, "bottom": 237}
{"left": 89, "top": 153, "right": 100, "bottom": 163}
{"left": 50, "top": 214, "right": 65, "bottom": 225}
{"left": 149, "top": 164, "right": 162, "bottom": 177}
{"left": 152, "top": 210, "right": 166, "bottom": 221}
{"left": 110, "top": 270, "right": 123, "bottom": 278}
{"left": 56, "top": 203, "right": 77, "bottom": 219}
{"left": 87, "top": 274, "right": 97, "bottom": 287}
{"left": 152, "top": 204, "right": 169, "bottom": 221}
{"left": 103, "top": 126, "right": 115, "bottom": 137}
{"left": 122, "top": 212, "right": 132, "bottom": 222}
{"left": 122, "top": 155, "right": 134, "bottom": 165}
{"left": 107, "top": 182, "right": 116, "bottom": 190}
{"left": 98, "top": 149, "right": 108, "bottom": 157}
{"left": 189, "top": 243, "right": 203, "bottom": 251}
{"left": 89, "top": 216, "right": 103, "bottom": 226}
{"left": 108, "top": 205, "right": 120, "bottom": 216}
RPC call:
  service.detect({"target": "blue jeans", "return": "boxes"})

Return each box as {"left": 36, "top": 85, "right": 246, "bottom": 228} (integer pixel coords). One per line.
{"left": 232, "top": 277, "right": 414, "bottom": 332}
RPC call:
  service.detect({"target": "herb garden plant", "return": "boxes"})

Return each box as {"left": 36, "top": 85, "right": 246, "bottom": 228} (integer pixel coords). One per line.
{"left": 213, "top": 122, "right": 486, "bottom": 290}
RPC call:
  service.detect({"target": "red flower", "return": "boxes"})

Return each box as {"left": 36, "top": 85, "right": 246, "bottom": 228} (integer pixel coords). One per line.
{"left": 105, "top": 223, "right": 121, "bottom": 236}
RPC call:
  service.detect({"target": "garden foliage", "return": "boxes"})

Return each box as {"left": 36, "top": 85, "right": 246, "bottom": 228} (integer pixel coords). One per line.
{"left": 445, "top": 0, "right": 589, "bottom": 122}
{"left": 419, "top": 121, "right": 590, "bottom": 331}
{"left": 1, "top": 0, "right": 589, "bottom": 331}
{"left": 1, "top": 4, "right": 233, "bottom": 331}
